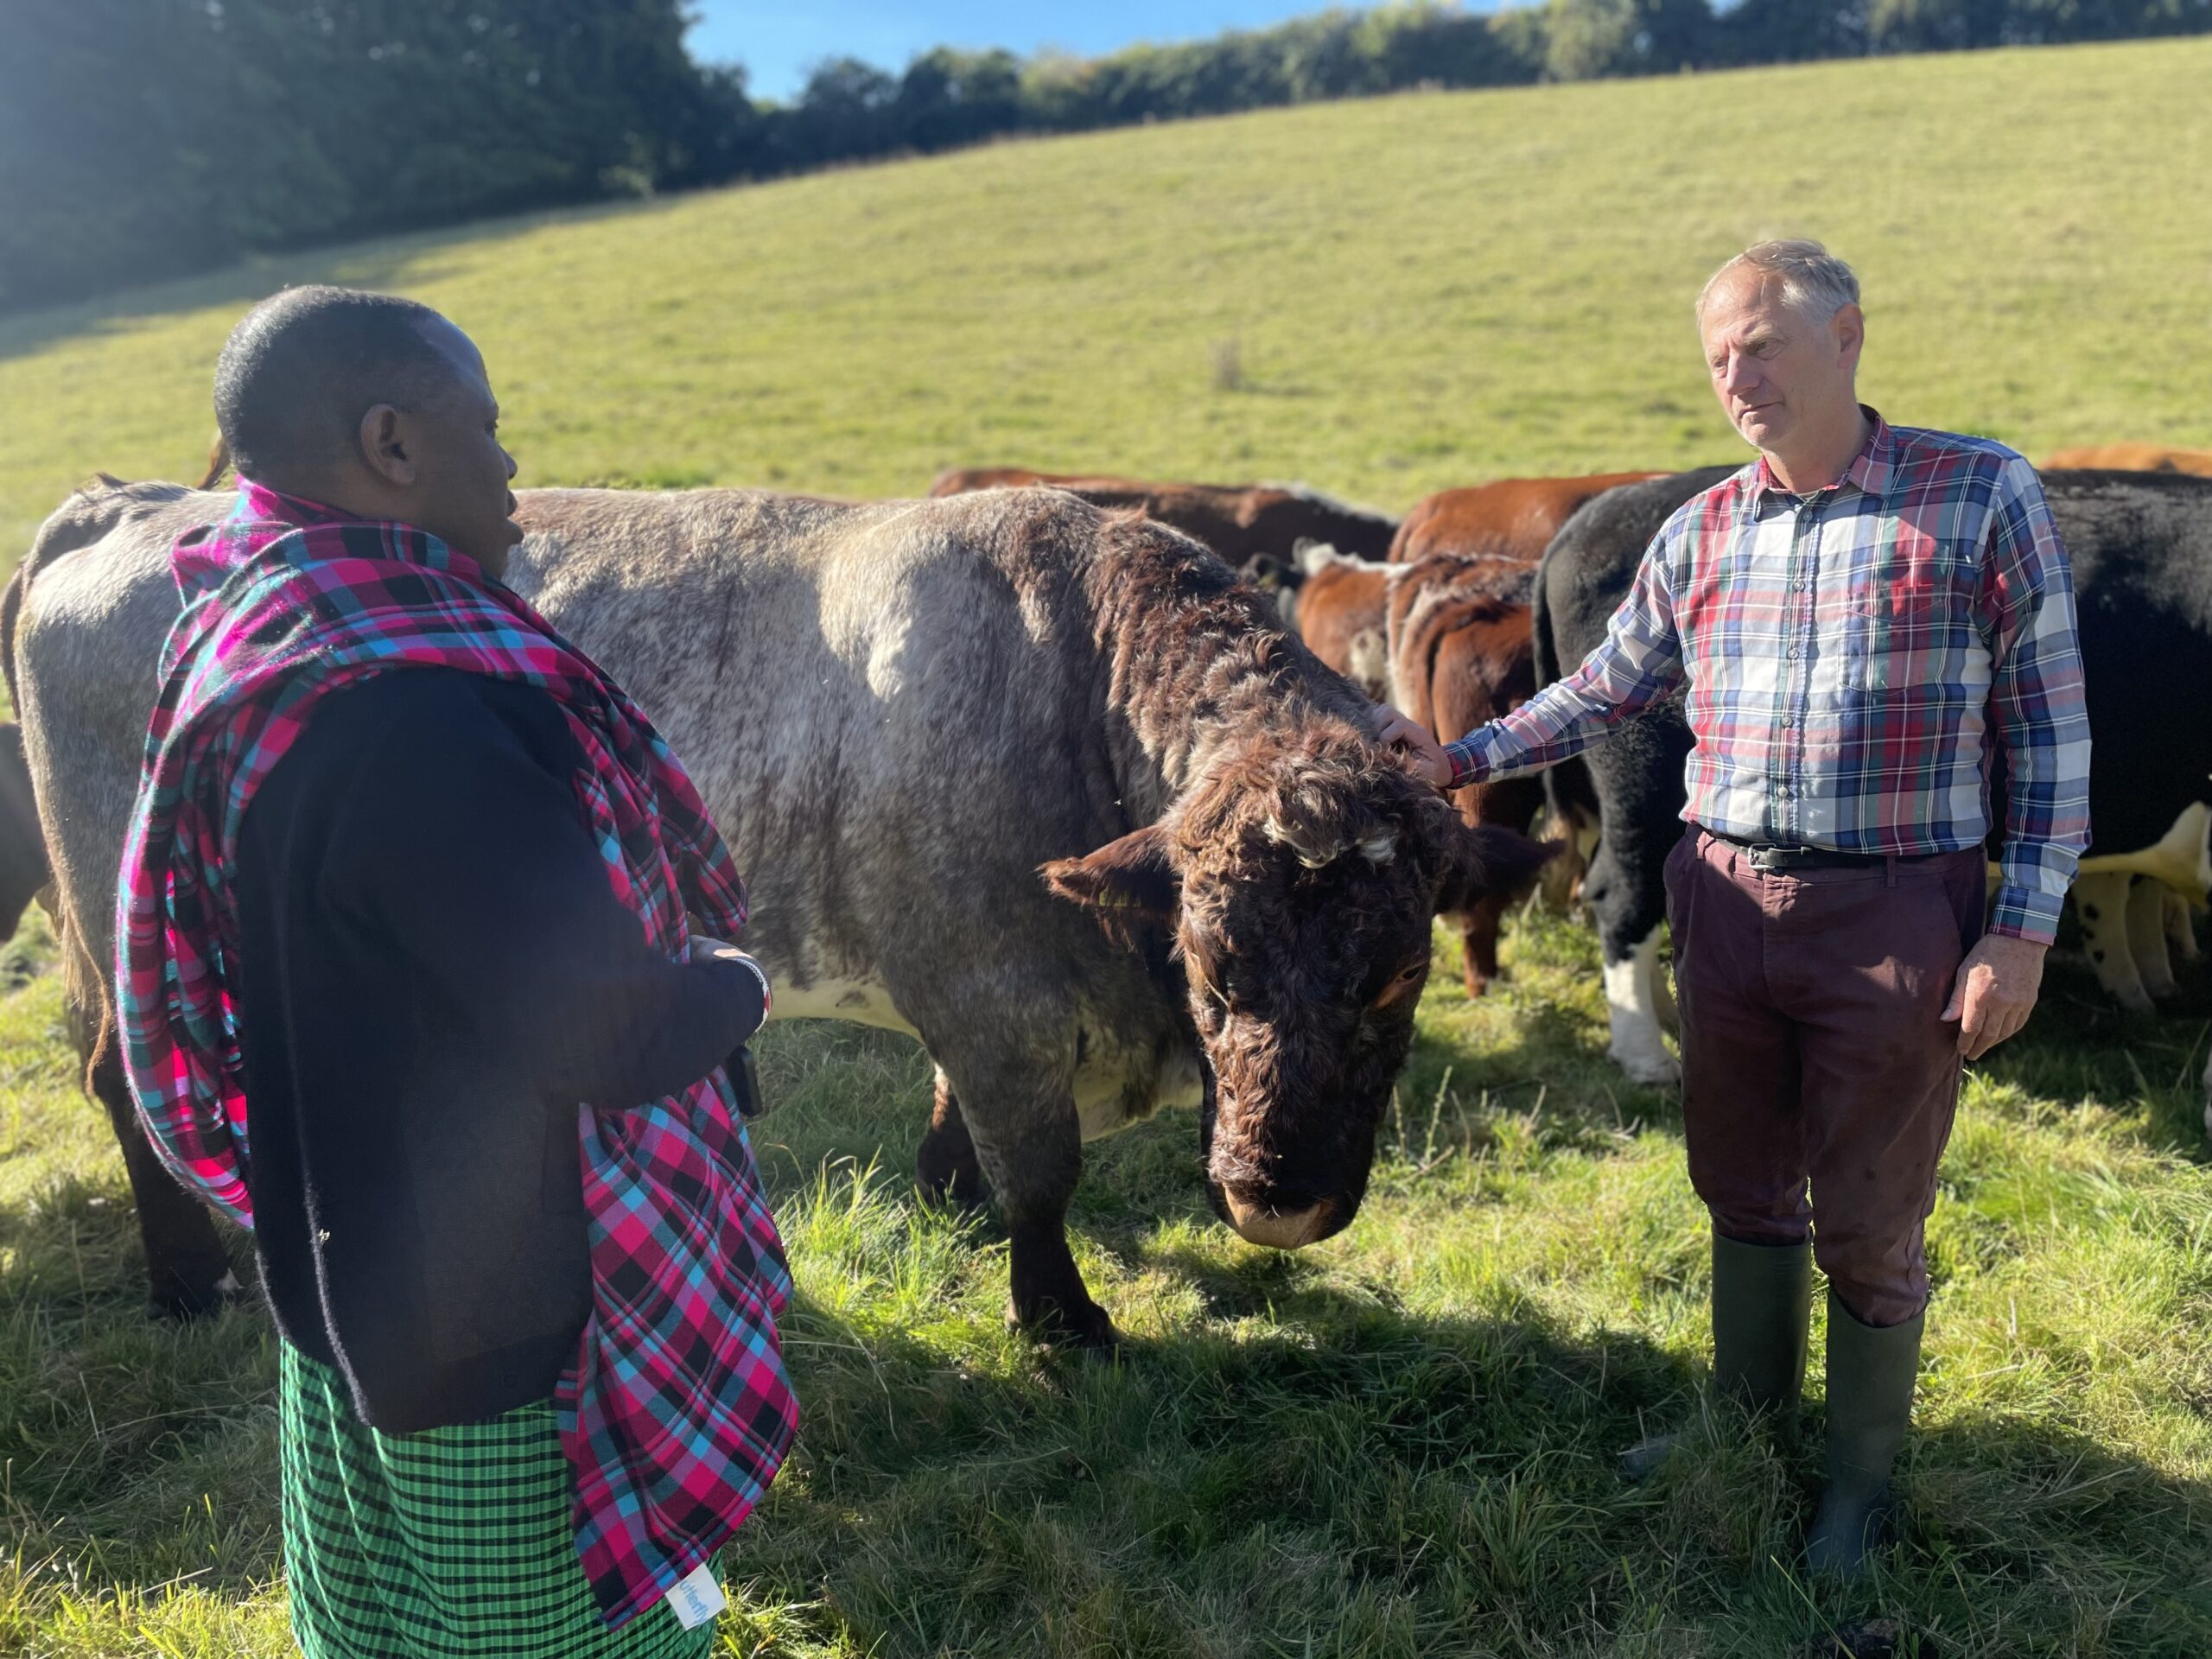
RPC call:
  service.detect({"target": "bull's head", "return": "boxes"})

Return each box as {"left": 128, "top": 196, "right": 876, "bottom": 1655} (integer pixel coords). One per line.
{"left": 1041, "top": 724, "right": 1551, "bottom": 1251}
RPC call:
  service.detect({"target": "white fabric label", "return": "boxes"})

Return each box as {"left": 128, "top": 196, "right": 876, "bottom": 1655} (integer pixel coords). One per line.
{"left": 665, "top": 1561, "right": 727, "bottom": 1630}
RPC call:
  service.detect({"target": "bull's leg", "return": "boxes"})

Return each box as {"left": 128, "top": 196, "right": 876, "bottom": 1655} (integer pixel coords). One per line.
{"left": 1456, "top": 895, "right": 1506, "bottom": 998}
{"left": 1535, "top": 804, "right": 1599, "bottom": 914}
{"left": 2126, "top": 878, "right": 2180, "bottom": 1001}
{"left": 2163, "top": 887, "right": 2202, "bottom": 964}
{"left": 934, "top": 1046, "right": 1112, "bottom": 1350}
{"left": 2073, "top": 872, "right": 2152, "bottom": 1014}
{"left": 86, "top": 1035, "right": 237, "bottom": 1318}
{"left": 915, "top": 1067, "right": 987, "bottom": 1209}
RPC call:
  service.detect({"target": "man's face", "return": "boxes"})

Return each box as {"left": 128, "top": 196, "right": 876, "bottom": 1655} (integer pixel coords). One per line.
{"left": 1699, "top": 270, "right": 1862, "bottom": 457}
{"left": 399, "top": 318, "right": 522, "bottom": 575}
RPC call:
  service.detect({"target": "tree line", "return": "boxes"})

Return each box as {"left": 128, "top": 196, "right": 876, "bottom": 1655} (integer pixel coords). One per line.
{"left": 3, "top": 0, "right": 2206, "bottom": 314}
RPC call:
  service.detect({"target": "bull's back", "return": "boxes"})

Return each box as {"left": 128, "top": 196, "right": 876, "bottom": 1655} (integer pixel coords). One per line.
{"left": 16, "top": 480, "right": 1146, "bottom": 1024}
{"left": 14, "top": 486, "right": 226, "bottom": 969}
{"left": 507, "top": 487, "right": 1124, "bottom": 994}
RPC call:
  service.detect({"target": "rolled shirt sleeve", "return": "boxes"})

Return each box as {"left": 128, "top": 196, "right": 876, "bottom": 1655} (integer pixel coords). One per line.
{"left": 1979, "top": 457, "right": 2092, "bottom": 944}
{"left": 1445, "top": 529, "right": 1688, "bottom": 787}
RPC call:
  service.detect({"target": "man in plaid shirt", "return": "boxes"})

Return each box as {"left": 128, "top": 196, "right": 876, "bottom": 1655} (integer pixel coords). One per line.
{"left": 1396, "top": 241, "right": 2091, "bottom": 1576}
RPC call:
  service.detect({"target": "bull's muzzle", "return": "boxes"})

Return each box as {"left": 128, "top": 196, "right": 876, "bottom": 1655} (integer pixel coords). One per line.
{"left": 1219, "top": 1188, "right": 1341, "bottom": 1250}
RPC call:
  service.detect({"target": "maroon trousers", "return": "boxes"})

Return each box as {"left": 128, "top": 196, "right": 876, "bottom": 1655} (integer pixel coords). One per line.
{"left": 1664, "top": 826, "right": 1987, "bottom": 1329}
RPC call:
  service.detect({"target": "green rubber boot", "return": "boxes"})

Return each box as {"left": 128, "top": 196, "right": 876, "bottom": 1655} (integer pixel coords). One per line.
{"left": 1623, "top": 1233, "right": 1812, "bottom": 1479}
{"left": 1805, "top": 1292, "right": 1923, "bottom": 1579}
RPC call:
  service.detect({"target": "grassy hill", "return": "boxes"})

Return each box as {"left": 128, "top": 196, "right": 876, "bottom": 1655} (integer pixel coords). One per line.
{"left": 5, "top": 36, "right": 2212, "bottom": 557}
{"left": 2, "top": 36, "right": 2210, "bottom": 1659}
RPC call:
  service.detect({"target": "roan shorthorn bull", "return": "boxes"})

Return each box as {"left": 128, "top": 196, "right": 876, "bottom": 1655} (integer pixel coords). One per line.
{"left": 9, "top": 481, "right": 1546, "bottom": 1341}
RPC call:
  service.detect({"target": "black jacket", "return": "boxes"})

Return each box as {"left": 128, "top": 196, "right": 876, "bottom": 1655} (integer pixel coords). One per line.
{"left": 232, "top": 667, "right": 766, "bottom": 1432}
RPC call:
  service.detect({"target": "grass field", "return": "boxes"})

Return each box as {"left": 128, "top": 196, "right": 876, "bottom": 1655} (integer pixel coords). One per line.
{"left": 3, "top": 35, "right": 2211, "bottom": 1659}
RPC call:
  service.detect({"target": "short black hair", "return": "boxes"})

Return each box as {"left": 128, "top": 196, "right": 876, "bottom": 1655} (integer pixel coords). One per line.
{"left": 213, "top": 286, "right": 460, "bottom": 482}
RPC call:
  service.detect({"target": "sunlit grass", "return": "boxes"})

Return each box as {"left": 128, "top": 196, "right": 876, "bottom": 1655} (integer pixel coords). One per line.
{"left": 3, "top": 895, "right": 2208, "bottom": 1656}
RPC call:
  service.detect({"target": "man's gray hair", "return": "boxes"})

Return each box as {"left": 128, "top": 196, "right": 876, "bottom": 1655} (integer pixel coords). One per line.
{"left": 1697, "top": 239, "right": 1861, "bottom": 323}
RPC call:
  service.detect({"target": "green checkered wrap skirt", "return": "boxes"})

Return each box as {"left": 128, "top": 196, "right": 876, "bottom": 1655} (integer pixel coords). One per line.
{"left": 278, "top": 1343, "right": 719, "bottom": 1658}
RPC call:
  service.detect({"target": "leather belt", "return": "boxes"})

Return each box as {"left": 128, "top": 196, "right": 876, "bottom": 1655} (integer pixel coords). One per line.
{"left": 1699, "top": 826, "right": 1887, "bottom": 874}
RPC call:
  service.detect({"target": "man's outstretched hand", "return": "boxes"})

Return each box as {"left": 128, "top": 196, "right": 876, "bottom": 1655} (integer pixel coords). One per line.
{"left": 1375, "top": 707, "right": 1456, "bottom": 789}
{"left": 1942, "top": 933, "right": 2047, "bottom": 1060}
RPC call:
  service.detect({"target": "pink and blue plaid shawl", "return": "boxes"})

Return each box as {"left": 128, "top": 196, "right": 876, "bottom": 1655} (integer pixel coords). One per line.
{"left": 117, "top": 480, "right": 797, "bottom": 1627}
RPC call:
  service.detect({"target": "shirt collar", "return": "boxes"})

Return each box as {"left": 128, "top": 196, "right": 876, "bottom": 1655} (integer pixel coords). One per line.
{"left": 1745, "top": 405, "right": 1892, "bottom": 516}
{"left": 173, "top": 476, "right": 475, "bottom": 607}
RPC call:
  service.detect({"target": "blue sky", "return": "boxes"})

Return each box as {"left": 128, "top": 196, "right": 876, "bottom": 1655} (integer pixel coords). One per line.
{"left": 688, "top": 3, "right": 1503, "bottom": 102}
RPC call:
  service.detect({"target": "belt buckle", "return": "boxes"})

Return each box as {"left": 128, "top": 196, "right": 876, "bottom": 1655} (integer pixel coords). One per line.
{"left": 1745, "top": 843, "right": 1802, "bottom": 874}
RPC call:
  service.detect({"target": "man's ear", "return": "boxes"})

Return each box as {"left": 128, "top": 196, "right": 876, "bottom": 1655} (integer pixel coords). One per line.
{"left": 1040, "top": 824, "right": 1179, "bottom": 949}
{"left": 359, "top": 404, "right": 417, "bottom": 486}
{"left": 1833, "top": 302, "right": 1865, "bottom": 375}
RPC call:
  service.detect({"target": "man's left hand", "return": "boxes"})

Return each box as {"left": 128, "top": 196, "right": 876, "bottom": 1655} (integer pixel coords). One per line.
{"left": 1941, "top": 933, "right": 2047, "bottom": 1060}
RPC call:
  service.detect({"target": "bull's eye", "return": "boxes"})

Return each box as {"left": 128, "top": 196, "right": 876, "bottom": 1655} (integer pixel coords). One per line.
{"left": 1370, "top": 958, "right": 1427, "bottom": 1009}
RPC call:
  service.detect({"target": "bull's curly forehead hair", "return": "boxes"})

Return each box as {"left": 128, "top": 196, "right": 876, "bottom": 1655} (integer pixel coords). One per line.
{"left": 213, "top": 285, "right": 459, "bottom": 484}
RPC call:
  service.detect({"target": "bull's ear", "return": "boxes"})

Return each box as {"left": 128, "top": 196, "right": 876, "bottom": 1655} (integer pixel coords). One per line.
{"left": 1433, "top": 822, "right": 1555, "bottom": 916}
{"left": 1040, "top": 825, "right": 1179, "bottom": 945}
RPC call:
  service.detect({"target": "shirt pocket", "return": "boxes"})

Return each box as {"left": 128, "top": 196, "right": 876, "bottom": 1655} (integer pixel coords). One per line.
{"left": 1844, "top": 530, "right": 1980, "bottom": 696}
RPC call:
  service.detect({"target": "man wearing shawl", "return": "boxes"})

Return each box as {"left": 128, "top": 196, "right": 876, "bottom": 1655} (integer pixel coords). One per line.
{"left": 117, "top": 285, "right": 798, "bottom": 1656}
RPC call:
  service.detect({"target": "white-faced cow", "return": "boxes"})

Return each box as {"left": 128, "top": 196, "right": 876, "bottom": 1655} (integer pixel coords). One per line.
{"left": 1534, "top": 467, "right": 2212, "bottom": 1104}
{"left": 8, "top": 480, "right": 1545, "bottom": 1339}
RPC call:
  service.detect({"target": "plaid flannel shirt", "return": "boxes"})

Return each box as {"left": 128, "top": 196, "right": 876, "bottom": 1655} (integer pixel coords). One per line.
{"left": 1446, "top": 412, "right": 2091, "bottom": 944}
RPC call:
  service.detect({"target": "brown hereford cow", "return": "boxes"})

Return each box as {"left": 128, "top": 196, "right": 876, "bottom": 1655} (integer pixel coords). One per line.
{"left": 928, "top": 467, "right": 1399, "bottom": 570}
{"left": 1384, "top": 558, "right": 1548, "bottom": 997}
{"left": 1388, "top": 472, "right": 1665, "bottom": 563}
{"left": 2041, "top": 444, "right": 2212, "bottom": 478}
{"left": 1287, "top": 548, "right": 1395, "bottom": 701}
{"left": 1287, "top": 544, "right": 1554, "bottom": 995}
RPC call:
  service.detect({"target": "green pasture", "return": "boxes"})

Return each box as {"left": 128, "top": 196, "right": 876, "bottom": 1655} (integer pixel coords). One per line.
{"left": 4, "top": 36, "right": 2212, "bottom": 555}
{"left": 3, "top": 35, "right": 2211, "bottom": 1659}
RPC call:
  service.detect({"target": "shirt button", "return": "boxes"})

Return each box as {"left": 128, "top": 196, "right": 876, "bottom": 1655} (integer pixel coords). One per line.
{"left": 1781, "top": 715, "right": 1795, "bottom": 728}
{"left": 1787, "top": 645, "right": 1800, "bottom": 660}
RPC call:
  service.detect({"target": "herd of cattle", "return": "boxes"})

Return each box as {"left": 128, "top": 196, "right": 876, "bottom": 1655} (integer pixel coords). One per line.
{"left": 0, "top": 441, "right": 2206, "bottom": 1340}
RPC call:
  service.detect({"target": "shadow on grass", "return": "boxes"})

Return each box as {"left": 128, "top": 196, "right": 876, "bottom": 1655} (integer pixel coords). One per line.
{"left": 1978, "top": 944, "right": 2212, "bottom": 1157}
{"left": 737, "top": 1271, "right": 2212, "bottom": 1656}
{"left": 3, "top": 1144, "right": 2209, "bottom": 1655}
{"left": 0, "top": 191, "right": 698, "bottom": 367}
{"left": 1401, "top": 995, "right": 1686, "bottom": 1145}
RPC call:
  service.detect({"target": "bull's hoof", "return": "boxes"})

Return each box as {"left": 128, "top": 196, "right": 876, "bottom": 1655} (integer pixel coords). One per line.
{"left": 916, "top": 1155, "right": 987, "bottom": 1211}
{"left": 1009, "top": 1298, "right": 1119, "bottom": 1355}
{"left": 148, "top": 1268, "right": 245, "bottom": 1322}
